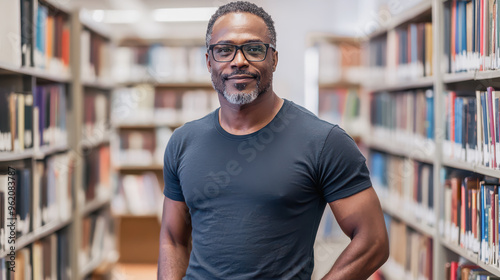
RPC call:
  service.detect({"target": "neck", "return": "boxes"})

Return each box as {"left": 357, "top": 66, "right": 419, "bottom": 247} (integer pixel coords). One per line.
{"left": 218, "top": 90, "right": 284, "bottom": 135}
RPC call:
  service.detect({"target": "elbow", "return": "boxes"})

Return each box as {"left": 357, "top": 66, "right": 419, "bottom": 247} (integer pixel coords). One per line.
{"left": 375, "top": 232, "right": 390, "bottom": 267}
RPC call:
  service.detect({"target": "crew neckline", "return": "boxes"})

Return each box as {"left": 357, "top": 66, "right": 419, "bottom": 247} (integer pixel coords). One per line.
{"left": 213, "top": 98, "right": 291, "bottom": 140}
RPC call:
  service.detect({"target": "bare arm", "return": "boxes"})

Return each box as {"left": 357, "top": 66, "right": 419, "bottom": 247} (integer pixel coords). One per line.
{"left": 322, "top": 187, "right": 389, "bottom": 280}
{"left": 158, "top": 197, "right": 192, "bottom": 280}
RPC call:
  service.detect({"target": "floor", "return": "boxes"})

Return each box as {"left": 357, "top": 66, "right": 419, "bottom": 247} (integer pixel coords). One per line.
{"left": 111, "top": 263, "right": 157, "bottom": 280}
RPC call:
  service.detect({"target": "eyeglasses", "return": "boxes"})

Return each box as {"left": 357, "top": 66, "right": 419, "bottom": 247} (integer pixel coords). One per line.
{"left": 208, "top": 42, "right": 276, "bottom": 62}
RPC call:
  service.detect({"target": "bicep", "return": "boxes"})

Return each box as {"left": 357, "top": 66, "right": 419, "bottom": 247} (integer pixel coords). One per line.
{"left": 160, "top": 196, "right": 192, "bottom": 246}
{"left": 328, "top": 187, "right": 386, "bottom": 240}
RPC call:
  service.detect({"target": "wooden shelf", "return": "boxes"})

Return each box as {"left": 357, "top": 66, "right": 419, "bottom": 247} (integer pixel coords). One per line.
{"left": 82, "top": 79, "right": 115, "bottom": 90}
{"left": 9, "top": 218, "right": 72, "bottom": 256}
{"left": 443, "top": 72, "right": 476, "bottom": 84}
{"left": 382, "top": 202, "right": 435, "bottom": 237}
{"left": 115, "top": 164, "right": 163, "bottom": 172}
{"left": 80, "top": 134, "right": 111, "bottom": 149}
{"left": 42, "top": 0, "right": 72, "bottom": 14}
{"left": 475, "top": 70, "right": 500, "bottom": 81}
{"left": 318, "top": 81, "right": 360, "bottom": 89}
{"left": 0, "top": 61, "right": 71, "bottom": 83}
{"left": 365, "top": 137, "right": 435, "bottom": 164}
{"left": 112, "top": 213, "right": 158, "bottom": 219}
{"left": 117, "top": 81, "right": 213, "bottom": 89}
{"left": 80, "top": 250, "right": 119, "bottom": 278}
{"left": 365, "top": 76, "right": 434, "bottom": 92}
{"left": 442, "top": 158, "right": 500, "bottom": 177}
{"left": 34, "top": 144, "right": 69, "bottom": 160}
{"left": 366, "top": 0, "right": 432, "bottom": 39}
{"left": 0, "top": 149, "right": 34, "bottom": 162}
{"left": 443, "top": 70, "right": 500, "bottom": 84}
{"left": 114, "top": 122, "right": 182, "bottom": 129}
{"left": 82, "top": 192, "right": 112, "bottom": 217}
{"left": 441, "top": 238, "right": 500, "bottom": 276}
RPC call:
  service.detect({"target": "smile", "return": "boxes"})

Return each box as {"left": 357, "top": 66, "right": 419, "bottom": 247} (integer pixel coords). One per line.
{"left": 227, "top": 75, "right": 256, "bottom": 83}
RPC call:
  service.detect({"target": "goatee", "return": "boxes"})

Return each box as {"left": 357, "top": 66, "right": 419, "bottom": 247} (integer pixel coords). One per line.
{"left": 211, "top": 70, "right": 271, "bottom": 105}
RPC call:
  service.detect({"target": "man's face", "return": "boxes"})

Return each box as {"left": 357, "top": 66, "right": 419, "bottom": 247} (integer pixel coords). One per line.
{"left": 206, "top": 12, "right": 278, "bottom": 105}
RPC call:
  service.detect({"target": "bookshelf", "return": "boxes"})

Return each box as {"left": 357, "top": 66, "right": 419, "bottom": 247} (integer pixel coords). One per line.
{"left": 109, "top": 38, "right": 217, "bottom": 263}
{"left": 0, "top": 1, "right": 116, "bottom": 279}
{"left": 355, "top": 0, "right": 500, "bottom": 279}
{"left": 70, "top": 8, "right": 116, "bottom": 279}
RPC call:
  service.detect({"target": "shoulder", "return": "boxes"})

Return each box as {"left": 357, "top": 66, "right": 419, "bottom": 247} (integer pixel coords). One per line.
{"left": 284, "top": 99, "right": 337, "bottom": 135}
{"left": 165, "top": 110, "right": 217, "bottom": 157}
{"left": 170, "top": 110, "right": 216, "bottom": 141}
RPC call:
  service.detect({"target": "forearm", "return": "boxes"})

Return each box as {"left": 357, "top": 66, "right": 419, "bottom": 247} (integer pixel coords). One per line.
{"left": 321, "top": 234, "right": 388, "bottom": 280}
{"left": 157, "top": 240, "right": 191, "bottom": 279}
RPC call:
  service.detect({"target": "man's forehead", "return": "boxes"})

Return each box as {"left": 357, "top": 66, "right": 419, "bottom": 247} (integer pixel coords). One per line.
{"left": 212, "top": 12, "right": 268, "bottom": 34}
{"left": 210, "top": 12, "right": 269, "bottom": 45}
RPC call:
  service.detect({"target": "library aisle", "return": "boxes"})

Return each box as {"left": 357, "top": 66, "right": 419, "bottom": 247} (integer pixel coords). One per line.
{"left": 4, "top": 0, "right": 500, "bottom": 279}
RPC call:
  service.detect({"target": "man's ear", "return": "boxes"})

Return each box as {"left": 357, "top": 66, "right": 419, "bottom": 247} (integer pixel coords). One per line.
{"left": 272, "top": 50, "right": 278, "bottom": 72}
{"left": 206, "top": 52, "right": 211, "bottom": 73}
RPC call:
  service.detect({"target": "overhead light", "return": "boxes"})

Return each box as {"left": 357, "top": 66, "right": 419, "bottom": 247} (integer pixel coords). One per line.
{"left": 153, "top": 7, "right": 217, "bottom": 22}
{"left": 91, "top": 10, "right": 141, "bottom": 24}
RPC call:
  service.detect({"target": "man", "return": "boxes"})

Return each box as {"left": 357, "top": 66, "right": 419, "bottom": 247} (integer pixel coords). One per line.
{"left": 158, "top": 1, "right": 389, "bottom": 279}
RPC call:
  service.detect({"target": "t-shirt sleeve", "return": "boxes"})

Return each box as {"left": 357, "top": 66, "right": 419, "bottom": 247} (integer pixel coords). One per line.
{"left": 163, "top": 133, "right": 185, "bottom": 201}
{"left": 318, "top": 125, "right": 372, "bottom": 203}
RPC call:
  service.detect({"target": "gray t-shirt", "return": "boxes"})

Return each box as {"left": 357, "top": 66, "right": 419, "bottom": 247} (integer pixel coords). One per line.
{"left": 163, "top": 99, "right": 372, "bottom": 279}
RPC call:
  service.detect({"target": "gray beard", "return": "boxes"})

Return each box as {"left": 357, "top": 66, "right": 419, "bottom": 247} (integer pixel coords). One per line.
{"left": 211, "top": 71, "right": 272, "bottom": 105}
{"left": 222, "top": 88, "right": 259, "bottom": 105}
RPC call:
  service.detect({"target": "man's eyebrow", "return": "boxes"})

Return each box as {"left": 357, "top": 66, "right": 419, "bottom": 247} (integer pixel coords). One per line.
{"left": 215, "top": 39, "right": 265, "bottom": 44}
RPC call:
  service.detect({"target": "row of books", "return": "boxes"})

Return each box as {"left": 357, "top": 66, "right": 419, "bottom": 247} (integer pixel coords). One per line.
{"left": 0, "top": 153, "right": 74, "bottom": 249}
{"left": 366, "top": 37, "right": 387, "bottom": 83}
{"left": 111, "top": 86, "right": 218, "bottom": 126}
{"left": 112, "top": 172, "right": 163, "bottom": 216}
{"left": 317, "top": 41, "right": 361, "bottom": 84}
{"left": 0, "top": 228, "right": 72, "bottom": 280}
{"left": 83, "top": 90, "right": 109, "bottom": 141}
{"left": 446, "top": 260, "right": 500, "bottom": 279}
{"left": 370, "top": 89, "right": 435, "bottom": 152}
{"left": 370, "top": 151, "right": 435, "bottom": 227}
{"left": 0, "top": 92, "right": 33, "bottom": 152}
{"left": 1, "top": 0, "right": 70, "bottom": 74}
{"left": 444, "top": 88, "right": 500, "bottom": 168}
{"left": 83, "top": 145, "right": 110, "bottom": 203}
{"left": 441, "top": 169, "right": 500, "bottom": 265}
{"left": 113, "top": 127, "right": 172, "bottom": 167}
{"left": 1, "top": 84, "right": 68, "bottom": 153}
{"left": 112, "top": 44, "right": 209, "bottom": 83}
{"left": 318, "top": 88, "right": 361, "bottom": 136}
{"left": 80, "top": 209, "right": 114, "bottom": 272}
{"left": 34, "top": 0, "right": 70, "bottom": 74}
{"left": 81, "top": 29, "right": 111, "bottom": 83}
{"left": 35, "top": 84, "right": 67, "bottom": 149}
{"left": 445, "top": 0, "right": 500, "bottom": 73}
{"left": 34, "top": 153, "right": 74, "bottom": 229}
{"left": 385, "top": 216, "right": 433, "bottom": 280}
{"left": 386, "top": 22, "right": 433, "bottom": 82}
{"left": 0, "top": 168, "right": 31, "bottom": 243}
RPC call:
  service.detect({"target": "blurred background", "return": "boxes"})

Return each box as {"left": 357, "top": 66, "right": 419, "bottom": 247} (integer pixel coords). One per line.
{"left": 2, "top": 0, "right": 500, "bottom": 279}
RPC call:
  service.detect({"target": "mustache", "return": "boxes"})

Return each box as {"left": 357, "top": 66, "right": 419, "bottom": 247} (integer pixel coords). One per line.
{"left": 222, "top": 71, "right": 259, "bottom": 80}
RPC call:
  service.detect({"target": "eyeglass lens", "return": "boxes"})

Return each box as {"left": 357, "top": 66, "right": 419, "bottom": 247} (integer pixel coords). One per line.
{"left": 212, "top": 44, "right": 267, "bottom": 62}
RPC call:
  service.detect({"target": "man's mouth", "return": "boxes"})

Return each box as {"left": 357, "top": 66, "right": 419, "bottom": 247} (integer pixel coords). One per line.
{"left": 227, "top": 75, "right": 256, "bottom": 83}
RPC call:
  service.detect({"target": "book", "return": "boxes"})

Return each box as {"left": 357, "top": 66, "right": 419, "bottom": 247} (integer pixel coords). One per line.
{"left": 34, "top": 2, "right": 70, "bottom": 74}
{"left": 0, "top": 0, "right": 21, "bottom": 67}
{"left": 448, "top": 0, "right": 500, "bottom": 72}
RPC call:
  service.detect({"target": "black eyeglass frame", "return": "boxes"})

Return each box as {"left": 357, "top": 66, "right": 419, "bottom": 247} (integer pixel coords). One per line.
{"left": 208, "top": 42, "right": 276, "bottom": 62}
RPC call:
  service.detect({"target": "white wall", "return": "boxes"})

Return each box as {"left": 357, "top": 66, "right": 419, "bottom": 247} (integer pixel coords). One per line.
{"left": 261, "top": 0, "right": 362, "bottom": 105}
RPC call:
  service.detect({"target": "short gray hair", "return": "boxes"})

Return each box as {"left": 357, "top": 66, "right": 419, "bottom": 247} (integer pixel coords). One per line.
{"left": 205, "top": 1, "right": 277, "bottom": 48}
